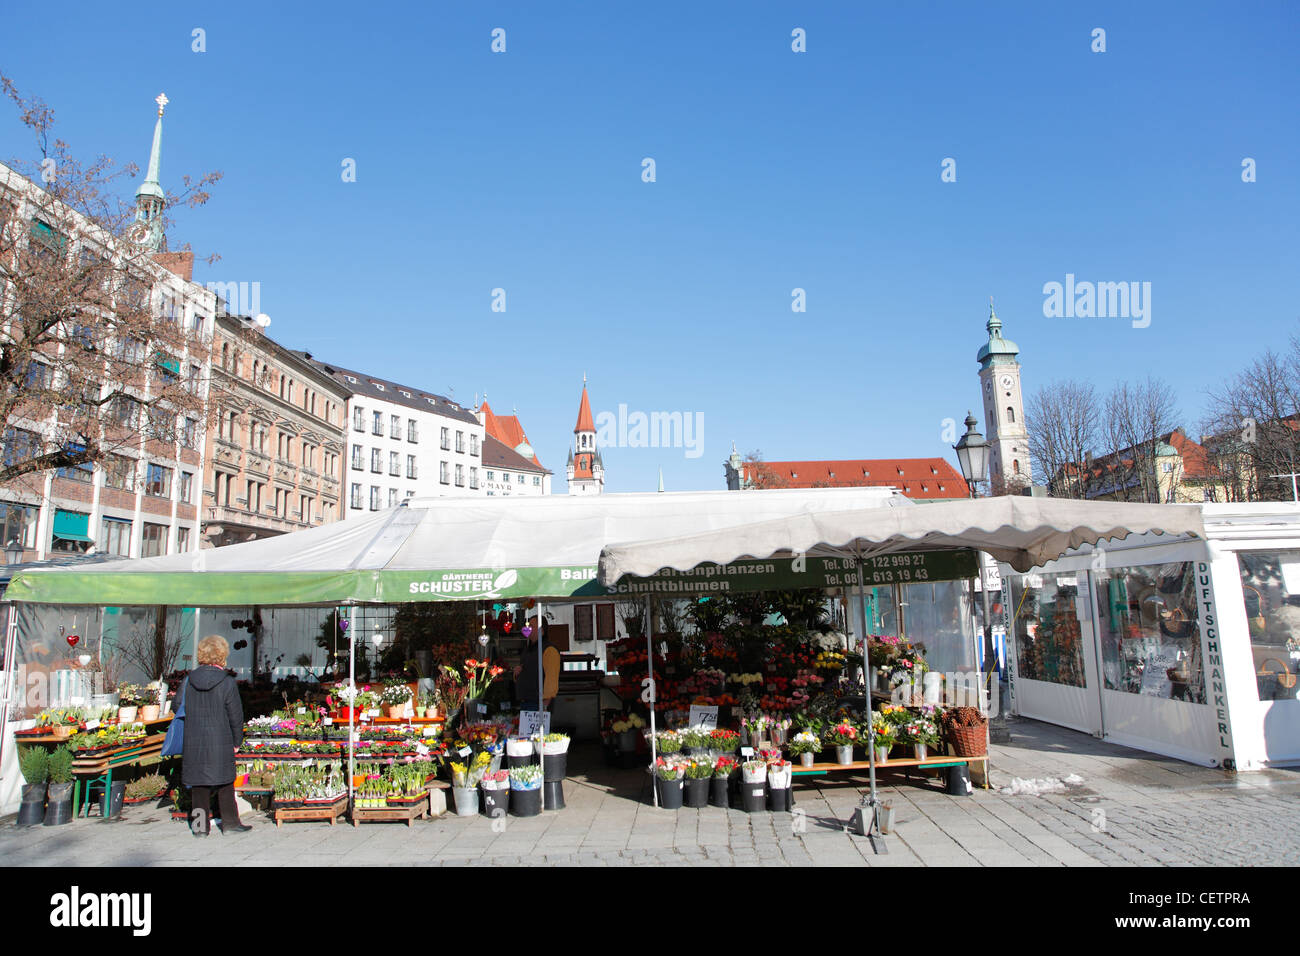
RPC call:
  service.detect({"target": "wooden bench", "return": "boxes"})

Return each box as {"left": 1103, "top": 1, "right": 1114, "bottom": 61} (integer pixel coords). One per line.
{"left": 351, "top": 794, "right": 430, "bottom": 827}
{"left": 793, "top": 754, "right": 990, "bottom": 790}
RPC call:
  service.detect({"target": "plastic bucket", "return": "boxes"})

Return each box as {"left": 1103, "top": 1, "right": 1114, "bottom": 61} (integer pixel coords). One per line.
{"left": 481, "top": 787, "right": 509, "bottom": 818}
{"left": 543, "top": 780, "right": 566, "bottom": 811}
{"left": 656, "top": 777, "right": 683, "bottom": 810}
{"left": 17, "top": 784, "right": 45, "bottom": 826}
{"left": 99, "top": 780, "right": 126, "bottom": 819}
{"left": 511, "top": 787, "right": 542, "bottom": 817}
{"left": 542, "top": 751, "right": 567, "bottom": 782}
{"left": 43, "top": 783, "right": 73, "bottom": 826}
{"left": 710, "top": 776, "right": 730, "bottom": 808}
{"left": 684, "top": 777, "right": 710, "bottom": 808}
{"left": 452, "top": 787, "right": 479, "bottom": 816}
{"left": 741, "top": 784, "right": 767, "bottom": 814}
{"left": 767, "top": 786, "right": 791, "bottom": 812}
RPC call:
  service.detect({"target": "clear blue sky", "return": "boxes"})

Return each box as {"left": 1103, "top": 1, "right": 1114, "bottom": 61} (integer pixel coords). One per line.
{"left": 3, "top": 2, "right": 1296, "bottom": 493}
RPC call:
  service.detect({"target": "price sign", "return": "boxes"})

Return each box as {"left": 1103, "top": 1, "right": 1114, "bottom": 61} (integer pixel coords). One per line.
{"left": 422, "top": 725, "right": 439, "bottom": 737}
{"left": 458, "top": 746, "right": 472, "bottom": 757}
{"left": 740, "top": 746, "right": 754, "bottom": 758}
{"left": 85, "top": 720, "right": 100, "bottom": 731}
{"left": 518, "top": 710, "right": 552, "bottom": 736}
{"left": 359, "top": 713, "right": 370, "bottom": 723}
{"left": 688, "top": 706, "right": 719, "bottom": 729}
{"left": 297, "top": 707, "right": 306, "bottom": 715}
{"left": 323, "top": 717, "right": 333, "bottom": 726}
{"left": 416, "top": 743, "right": 429, "bottom": 757}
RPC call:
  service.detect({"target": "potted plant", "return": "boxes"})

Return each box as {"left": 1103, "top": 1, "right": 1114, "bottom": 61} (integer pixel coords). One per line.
{"left": 124, "top": 772, "right": 168, "bottom": 805}
{"left": 708, "top": 727, "right": 740, "bottom": 755}
{"left": 711, "top": 756, "right": 737, "bottom": 808}
{"left": 509, "top": 763, "right": 544, "bottom": 817}
{"left": 17, "top": 747, "right": 48, "bottom": 826}
{"left": 139, "top": 683, "right": 164, "bottom": 722}
{"left": 825, "top": 721, "right": 859, "bottom": 765}
{"left": 901, "top": 711, "right": 941, "bottom": 761}
{"left": 941, "top": 706, "right": 988, "bottom": 757}
{"left": 871, "top": 715, "right": 896, "bottom": 764}
{"left": 481, "top": 768, "right": 510, "bottom": 819}
{"left": 739, "top": 759, "right": 767, "bottom": 813}
{"left": 540, "top": 732, "right": 569, "bottom": 782}
{"left": 48, "top": 707, "right": 82, "bottom": 739}
{"left": 381, "top": 681, "right": 413, "bottom": 719}
{"left": 44, "top": 746, "right": 75, "bottom": 826}
{"left": 788, "top": 730, "right": 822, "bottom": 768}
{"left": 653, "top": 757, "right": 684, "bottom": 810}
{"left": 652, "top": 729, "right": 682, "bottom": 755}
{"left": 116, "top": 685, "right": 145, "bottom": 723}
{"left": 766, "top": 758, "right": 793, "bottom": 812}
{"left": 683, "top": 758, "right": 712, "bottom": 807}
{"left": 450, "top": 751, "right": 491, "bottom": 815}
{"left": 611, "top": 713, "right": 644, "bottom": 752}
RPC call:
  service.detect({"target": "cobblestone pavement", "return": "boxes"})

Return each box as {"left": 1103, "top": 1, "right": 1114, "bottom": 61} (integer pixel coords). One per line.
{"left": 4, "top": 718, "right": 1298, "bottom": 866}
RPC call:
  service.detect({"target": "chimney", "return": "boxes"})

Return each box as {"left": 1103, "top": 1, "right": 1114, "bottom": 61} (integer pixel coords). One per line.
{"left": 152, "top": 251, "right": 194, "bottom": 281}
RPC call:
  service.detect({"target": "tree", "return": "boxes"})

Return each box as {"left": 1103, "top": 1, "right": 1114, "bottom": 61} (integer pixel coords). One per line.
{"left": 1099, "top": 377, "right": 1181, "bottom": 502}
{"left": 1025, "top": 379, "right": 1100, "bottom": 498}
{"left": 0, "top": 75, "right": 223, "bottom": 492}
{"left": 741, "top": 450, "right": 788, "bottom": 489}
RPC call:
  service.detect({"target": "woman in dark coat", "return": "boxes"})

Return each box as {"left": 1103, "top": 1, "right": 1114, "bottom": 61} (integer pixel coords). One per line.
{"left": 182, "top": 635, "right": 249, "bottom": 835}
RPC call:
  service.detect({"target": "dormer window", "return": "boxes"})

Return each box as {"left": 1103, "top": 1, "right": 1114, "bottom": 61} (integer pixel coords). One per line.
{"left": 374, "top": 383, "right": 385, "bottom": 391}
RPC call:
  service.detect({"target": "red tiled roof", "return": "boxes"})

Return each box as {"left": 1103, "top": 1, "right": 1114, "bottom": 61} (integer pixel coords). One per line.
{"left": 574, "top": 385, "right": 595, "bottom": 434}
{"left": 483, "top": 435, "right": 550, "bottom": 474}
{"left": 742, "top": 458, "right": 969, "bottom": 500}
{"left": 479, "top": 399, "right": 543, "bottom": 468}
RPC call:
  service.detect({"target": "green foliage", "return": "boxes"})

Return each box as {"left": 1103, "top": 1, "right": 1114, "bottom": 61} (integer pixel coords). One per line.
{"left": 47, "top": 746, "right": 74, "bottom": 784}
{"left": 125, "top": 773, "right": 166, "bottom": 800}
{"left": 19, "top": 746, "right": 48, "bottom": 785}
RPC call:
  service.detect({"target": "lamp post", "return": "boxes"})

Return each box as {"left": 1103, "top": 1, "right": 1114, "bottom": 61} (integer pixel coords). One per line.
{"left": 4, "top": 539, "right": 24, "bottom": 566}
{"left": 954, "top": 413, "right": 1004, "bottom": 742}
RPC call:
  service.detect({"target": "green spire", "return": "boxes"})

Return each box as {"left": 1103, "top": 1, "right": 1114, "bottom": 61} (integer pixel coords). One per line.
{"left": 134, "top": 93, "right": 167, "bottom": 251}
{"left": 986, "top": 295, "right": 1002, "bottom": 338}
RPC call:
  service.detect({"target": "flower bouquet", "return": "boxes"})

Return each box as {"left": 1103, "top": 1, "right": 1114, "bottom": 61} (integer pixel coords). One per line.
{"left": 740, "top": 759, "right": 767, "bottom": 784}
{"left": 708, "top": 727, "right": 740, "bottom": 754}
{"left": 900, "top": 710, "right": 941, "bottom": 760}
{"left": 611, "top": 713, "right": 645, "bottom": 752}
{"left": 509, "top": 763, "right": 544, "bottom": 816}
{"left": 870, "top": 714, "right": 897, "bottom": 763}
{"left": 788, "top": 730, "right": 823, "bottom": 767}
{"left": 652, "top": 729, "right": 682, "bottom": 755}
{"left": 540, "top": 732, "right": 570, "bottom": 755}
{"left": 825, "top": 721, "right": 859, "bottom": 765}
{"left": 481, "top": 768, "right": 510, "bottom": 817}
{"left": 683, "top": 757, "right": 712, "bottom": 807}
{"left": 767, "top": 758, "right": 793, "bottom": 810}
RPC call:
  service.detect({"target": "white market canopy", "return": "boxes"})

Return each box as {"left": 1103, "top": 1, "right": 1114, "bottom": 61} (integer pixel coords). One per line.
{"left": 5, "top": 486, "right": 917, "bottom": 607}
{"left": 598, "top": 497, "right": 1208, "bottom": 584}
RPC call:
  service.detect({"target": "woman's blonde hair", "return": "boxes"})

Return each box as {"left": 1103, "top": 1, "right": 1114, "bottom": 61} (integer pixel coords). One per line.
{"left": 196, "top": 635, "right": 230, "bottom": 667}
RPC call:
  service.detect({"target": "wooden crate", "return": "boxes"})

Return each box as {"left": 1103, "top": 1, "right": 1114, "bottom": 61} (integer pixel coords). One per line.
{"left": 273, "top": 795, "right": 349, "bottom": 827}
{"left": 351, "top": 794, "right": 429, "bottom": 827}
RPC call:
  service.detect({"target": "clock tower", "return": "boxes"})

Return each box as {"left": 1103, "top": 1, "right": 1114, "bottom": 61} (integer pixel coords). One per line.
{"left": 976, "top": 301, "right": 1031, "bottom": 495}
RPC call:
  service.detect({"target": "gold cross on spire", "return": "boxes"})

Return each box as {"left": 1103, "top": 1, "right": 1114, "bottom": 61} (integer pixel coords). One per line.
{"left": 155, "top": 92, "right": 169, "bottom": 116}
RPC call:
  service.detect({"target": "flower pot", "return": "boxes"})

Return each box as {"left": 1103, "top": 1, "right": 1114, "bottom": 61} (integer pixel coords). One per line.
{"left": 511, "top": 786, "right": 542, "bottom": 817}
{"left": 799, "top": 751, "right": 815, "bottom": 768}
{"left": 655, "top": 776, "right": 683, "bottom": 810}
{"left": 44, "top": 782, "right": 73, "bottom": 826}
{"left": 543, "top": 780, "right": 566, "bottom": 810}
{"left": 835, "top": 745, "right": 854, "bottom": 765}
{"left": 452, "top": 786, "right": 479, "bottom": 816}
{"left": 117, "top": 706, "right": 138, "bottom": 723}
{"left": 481, "top": 787, "right": 509, "bottom": 819}
{"left": 684, "top": 777, "right": 710, "bottom": 808}
{"left": 140, "top": 704, "right": 160, "bottom": 721}
{"left": 52, "top": 725, "right": 73, "bottom": 739}
{"left": 542, "top": 751, "right": 567, "bottom": 782}
{"left": 767, "top": 786, "right": 791, "bottom": 812}
{"left": 913, "top": 743, "right": 929, "bottom": 761}
{"left": 337, "top": 706, "right": 359, "bottom": 721}
{"left": 385, "top": 705, "right": 406, "bottom": 719}
{"left": 17, "top": 783, "right": 46, "bottom": 826}
{"left": 99, "top": 780, "right": 127, "bottom": 819}
{"left": 946, "top": 765, "right": 973, "bottom": 796}
{"left": 741, "top": 784, "right": 767, "bottom": 814}
{"left": 710, "top": 776, "right": 730, "bottom": 808}
{"left": 875, "top": 747, "right": 890, "bottom": 764}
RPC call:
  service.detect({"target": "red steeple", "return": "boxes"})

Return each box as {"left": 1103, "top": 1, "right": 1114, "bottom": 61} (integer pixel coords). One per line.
{"left": 574, "top": 380, "right": 595, "bottom": 434}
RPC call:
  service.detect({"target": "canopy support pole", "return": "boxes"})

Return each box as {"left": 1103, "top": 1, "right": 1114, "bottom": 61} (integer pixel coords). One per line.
{"left": 0, "top": 611, "right": 20, "bottom": 771}
{"left": 536, "top": 602, "right": 544, "bottom": 723}
{"left": 347, "top": 605, "right": 355, "bottom": 808}
{"left": 646, "top": 595, "right": 657, "bottom": 808}
{"left": 853, "top": 553, "right": 886, "bottom": 853}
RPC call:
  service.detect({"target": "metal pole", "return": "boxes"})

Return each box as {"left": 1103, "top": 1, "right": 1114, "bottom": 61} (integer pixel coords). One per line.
{"left": 536, "top": 600, "right": 545, "bottom": 726}
{"left": 646, "top": 595, "right": 658, "bottom": 807}
{"left": 0, "top": 611, "right": 20, "bottom": 770}
{"left": 855, "top": 554, "right": 882, "bottom": 848}
{"left": 347, "top": 605, "right": 355, "bottom": 806}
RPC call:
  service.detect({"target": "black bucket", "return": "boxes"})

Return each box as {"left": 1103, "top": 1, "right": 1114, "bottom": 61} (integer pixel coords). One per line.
{"left": 946, "top": 764, "right": 972, "bottom": 796}
{"left": 767, "top": 786, "right": 791, "bottom": 812}
{"left": 709, "top": 776, "right": 730, "bottom": 808}
{"left": 99, "top": 780, "right": 126, "bottom": 819}
{"left": 17, "top": 784, "right": 45, "bottom": 826}
{"left": 508, "top": 753, "right": 538, "bottom": 771}
{"left": 741, "top": 783, "right": 767, "bottom": 814}
{"left": 656, "top": 777, "right": 683, "bottom": 810}
{"left": 542, "top": 751, "right": 567, "bottom": 782}
{"left": 684, "top": 777, "right": 710, "bottom": 808}
{"left": 482, "top": 787, "right": 509, "bottom": 818}
{"left": 43, "top": 783, "right": 73, "bottom": 827}
{"left": 511, "top": 787, "right": 542, "bottom": 817}
{"left": 543, "top": 780, "right": 566, "bottom": 810}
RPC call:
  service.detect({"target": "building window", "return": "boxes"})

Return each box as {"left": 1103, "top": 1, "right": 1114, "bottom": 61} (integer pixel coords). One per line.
{"left": 407, "top": 455, "right": 418, "bottom": 479}
{"left": 246, "top": 480, "right": 264, "bottom": 512}
{"left": 470, "top": 435, "right": 480, "bottom": 456}
{"left": 440, "top": 461, "right": 449, "bottom": 485}
{"left": 533, "top": 476, "right": 540, "bottom": 487}
{"left": 176, "top": 526, "right": 191, "bottom": 553}
{"left": 145, "top": 463, "right": 173, "bottom": 498}
{"left": 469, "top": 467, "right": 478, "bottom": 489}
{"left": 371, "top": 448, "right": 382, "bottom": 473}
{"left": 455, "top": 431, "right": 465, "bottom": 453}
{"left": 56, "top": 444, "right": 94, "bottom": 483}
{"left": 370, "top": 486, "right": 381, "bottom": 510}
{"left": 518, "top": 474, "right": 524, "bottom": 484}
{"left": 455, "top": 464, "right": 464, "bottom": 487}
{"left": 351, "top": 483, "right": 363, "bottom": 509}
{"left": 502, "top": 472, "right": 511, "bottom": 483}
{"left": 1007, "top": 407, "right": 1015, "bottom": 423}
{"left": 486, "top": 471, "right": 495, "bottom": 482}
{"left": 388, "top": 488, "right": 398, "bottom": 507}
{"left": 104, "top": 455, "right": 136, "bottom": 491}
{"left": 391, "top": 415, "right": 401, "bottom": 439}
{"left": 0, "top": 502, "right": 38, "bottom": 549}
{"left": 141, "top": 522, "right": 168, "bottom": 558}
{"left": 182, "top": 417, "right": 199, "bottom": 449}
{"left": 101, "top": 517, "right": 132, "bottom": 557}
{"left": 372, "top": 411, "right": 383, "bottom": 435}
{"left": 389, "top": 451, "right": 400, "bottom": 476}
{"left": 179, "top": 471, "right": 194, "bottom": 504}
{"left": 3, "top": 428, "right": 41, "bottom": 470}
{"left": 440, "top": 427, "right": 450, "bottom": 451}
{"left": 407, "top": 420, "right": 418, "bottom": 443}
{"left": 353, "top": 406, "right": 364, "bottom": 432}
{"left": 352, "top": 444, "right": 364, "bottom": 470}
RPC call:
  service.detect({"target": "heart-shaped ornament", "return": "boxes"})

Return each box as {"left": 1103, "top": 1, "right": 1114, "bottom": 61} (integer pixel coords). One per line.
{"left": 66, "top": 634, "right": 80, "bottom": 648}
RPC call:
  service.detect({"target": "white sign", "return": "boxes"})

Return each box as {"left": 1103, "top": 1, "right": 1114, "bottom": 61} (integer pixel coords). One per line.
{"left": 740, "top": 746, "right": 754, "bottom": 758}
{"left": 323, "top": 717, "right": 333, "bottom": 726}
{"left": 1140, "top": 645, "right": 1182, "bottom": 699}
{"left": 416, "top": 743, "right": 429, "bottom": 757}
{"left": 688, "top": 706, "right": 719, "bottom": 729}
{"left": 458, "top": 746, "right": 472, "bottom": 757}
{"left": 518, "top": 710, "right": 552, "bottom": 736}
{"left": 1281, "top": 561, "right": 1300, "bottom": 596}
{"left": 422, "top": 725, "right": 439, "bottom": 737}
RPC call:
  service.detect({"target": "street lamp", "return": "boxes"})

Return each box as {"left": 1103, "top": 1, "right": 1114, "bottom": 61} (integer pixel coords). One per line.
{"left": 953, "top": 412, "right": 988, "bottom": 498}
{"left": 4, "top": 539, "right": 24, "bottom": 565}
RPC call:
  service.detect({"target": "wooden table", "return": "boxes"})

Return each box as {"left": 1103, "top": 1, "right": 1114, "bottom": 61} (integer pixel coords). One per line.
{"left": 350, "top": 794, "right": 430, "bottom": 827}
{"left": 274, "top": 795, "right": 349, "bottom": 827}
{"left": 793, "top": 753, "right": 991, "bottom": 790}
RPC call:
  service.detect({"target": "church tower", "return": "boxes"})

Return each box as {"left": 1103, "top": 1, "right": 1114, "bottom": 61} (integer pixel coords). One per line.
{"left": 133, "top": 93, "right": 168, "bottom": 252}
{"left": 976, "top": 301, "right": 1032, "bottom": 494}
{"left": 566, "top": 378, "right": 604, "bottom": 495}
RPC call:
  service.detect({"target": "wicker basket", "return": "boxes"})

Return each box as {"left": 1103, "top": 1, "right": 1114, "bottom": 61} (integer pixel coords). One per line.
{"left": 945, "top": 721, "right": 988, "bottom": 757}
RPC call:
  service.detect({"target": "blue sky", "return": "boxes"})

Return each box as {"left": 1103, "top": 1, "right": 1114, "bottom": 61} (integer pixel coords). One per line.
{"left": 2, "top": 2, "right": 1296, "bottom": 493}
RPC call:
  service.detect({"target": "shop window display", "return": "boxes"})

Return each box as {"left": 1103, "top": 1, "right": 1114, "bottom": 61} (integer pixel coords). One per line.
{"left": 1096, "top": 563, "right": 1205, "bottom": 704}
{"left": 1237, "top": 550, "right": 1300, "bottom": 702}
{"left": 1009, "top": 573, "right": 1087, "bottom": 687}
{"left": 898, "top": 580, "right": 976, "bottom": 674}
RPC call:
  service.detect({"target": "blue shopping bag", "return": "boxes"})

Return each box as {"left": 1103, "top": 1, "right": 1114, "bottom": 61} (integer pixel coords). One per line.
{"left": 161, "top": 677, "right": 187, "bottom": 756}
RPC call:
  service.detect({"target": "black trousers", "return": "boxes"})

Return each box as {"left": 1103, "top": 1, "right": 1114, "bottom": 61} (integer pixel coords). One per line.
{"left": 191, "top": 784, "right": 240, "bottom": 827}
